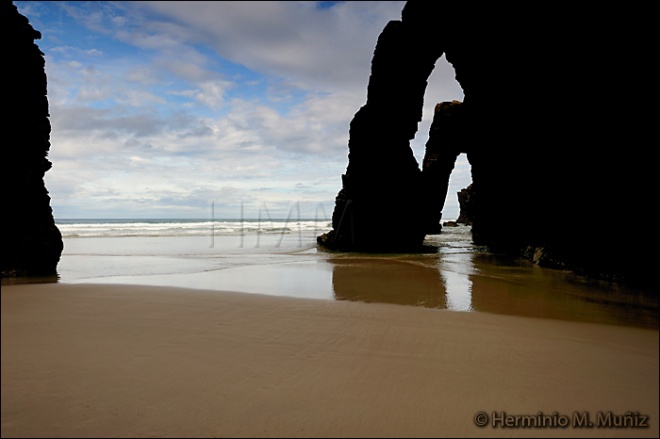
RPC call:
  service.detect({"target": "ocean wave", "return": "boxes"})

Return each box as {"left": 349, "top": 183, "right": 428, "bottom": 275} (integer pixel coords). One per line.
{"left": 56, "top": 219, "right": 333, "bottom": 238}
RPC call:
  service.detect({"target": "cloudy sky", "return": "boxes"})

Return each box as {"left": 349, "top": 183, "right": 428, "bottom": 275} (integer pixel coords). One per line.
{"left": 16, "top": 1, "right": 467, "bottom": 220}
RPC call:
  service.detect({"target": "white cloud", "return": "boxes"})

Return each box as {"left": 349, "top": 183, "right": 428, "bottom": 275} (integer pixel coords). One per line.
{"left": 193, "top": 81, "right": 229, "bottom": 109}
{"left": 51, "top": 46, "right": 103, "bottom": 57}
{"left": 129, "top": 1, "right": 406, "bottom": 92}
{"left": 25, "top": 1, "right": 469, "bottom": 219}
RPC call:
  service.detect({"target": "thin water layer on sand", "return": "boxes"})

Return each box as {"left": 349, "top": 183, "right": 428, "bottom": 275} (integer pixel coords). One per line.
{"left": 47, "top": 225, "right": 658, "bottom": 329}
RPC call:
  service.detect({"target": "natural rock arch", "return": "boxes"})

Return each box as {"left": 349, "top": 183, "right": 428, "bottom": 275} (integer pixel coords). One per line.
{"left": 318, "top": 1, "right": 652, "bottom": 285}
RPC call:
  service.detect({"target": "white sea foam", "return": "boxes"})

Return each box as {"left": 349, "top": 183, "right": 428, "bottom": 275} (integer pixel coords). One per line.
{"left": 56, "top": 219, "right": 333, "bottom": 238}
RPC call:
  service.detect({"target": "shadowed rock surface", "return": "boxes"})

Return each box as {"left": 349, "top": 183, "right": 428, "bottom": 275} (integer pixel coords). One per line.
{"left": 319, "top": 1, "right": 652, "bottom": 285}
{"left": 455, "top": 184, "right": 474, "bottom": 226}
{"left": 420, "top": 100, "right": 465, "bottom": 234}
{"left": 2, "top": 1, "right": 63, "bottom": 277}
{"left": 316, "top": 5, "right": 444, "bottom": 252}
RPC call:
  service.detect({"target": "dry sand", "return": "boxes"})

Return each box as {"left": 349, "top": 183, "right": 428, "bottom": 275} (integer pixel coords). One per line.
{"left": 2, "top": 282, "right": 658, "bottom": 438}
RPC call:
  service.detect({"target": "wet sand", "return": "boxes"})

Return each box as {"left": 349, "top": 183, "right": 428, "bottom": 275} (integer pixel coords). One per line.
{"left": 53, "top": 230, "right": 659, "bottom": 329}
{"left": 2, "top": 282, "right": 658, "bottom": 438}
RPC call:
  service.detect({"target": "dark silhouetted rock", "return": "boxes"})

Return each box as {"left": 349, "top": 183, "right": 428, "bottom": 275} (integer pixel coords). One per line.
{"left": 420, "top": 100, "right": 465, "bottom": 234}
{"left": 456, "top": 184, "right": 474, "bottom": 226}
{"left": 317, "top": 5, "right": 443, "bottom": 252}
{"left": 2, "top": 1, "right": 63, "bottom": 277}
{"left": 320, "top": 1, "right": 653, "bottom": 285}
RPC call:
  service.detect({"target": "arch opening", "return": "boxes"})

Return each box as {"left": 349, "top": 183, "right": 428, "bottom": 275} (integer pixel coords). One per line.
{"left": 415, "top": 53, "right": 469, "bottom": 232}
{"left": 441, "top": 152, "right": 472, "bottom": 223}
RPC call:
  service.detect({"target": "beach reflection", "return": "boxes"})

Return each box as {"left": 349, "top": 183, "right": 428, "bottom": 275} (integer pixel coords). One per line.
{"left": 1, "top": 274, "right": 59, "bottom": 286}
{"left": 328, "top": 247, "right": 477, "bottom": 312}
{"left": 440, "top": 251, "right": 474, "bottom": 312}
{"left": 327, "top": 233, "right": 658, "bottom": 329}
{"left": 330, "top": 257, "right": 447, "bottom": 308}
{"left": 468, "top": 253, "right": 658, "bottom": 328}
{"left": 328, "top": 227, "right": 478, "bottom": 311}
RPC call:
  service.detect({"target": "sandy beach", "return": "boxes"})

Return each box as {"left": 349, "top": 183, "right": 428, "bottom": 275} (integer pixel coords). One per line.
{"left": 5, "top": 1, "right": 656, "bottom": 437}
{"left": 2, "top": 282, "right": 657, "bottom": 438}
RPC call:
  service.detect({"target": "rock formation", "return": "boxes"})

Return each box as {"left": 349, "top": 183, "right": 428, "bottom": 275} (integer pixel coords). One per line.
{"left": 319, "top": 1, "right": 652, "bottom": 285}
{"left": 316, "top": 4, "right": 444, "bottom": 252}
{"left": 2, "top": 1, "right": 63, "bottom": 277}
{"left": 420, "top": 100, "right": 465, "bottom": 234}
{"left": 455, "top": 184, "right": 474, "bottom": 226}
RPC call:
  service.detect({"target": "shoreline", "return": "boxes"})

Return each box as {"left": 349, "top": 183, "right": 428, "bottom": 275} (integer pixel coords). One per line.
{"left": 2, "top": 282, "right": 658, "bottom": 438}
{"left": 19, "top": 228, "right": 655, "bottom": 331}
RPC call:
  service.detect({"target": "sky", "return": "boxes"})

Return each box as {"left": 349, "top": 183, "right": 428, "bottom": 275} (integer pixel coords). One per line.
{"left": 15, "top": 1, "right": 468, "bottom": 220}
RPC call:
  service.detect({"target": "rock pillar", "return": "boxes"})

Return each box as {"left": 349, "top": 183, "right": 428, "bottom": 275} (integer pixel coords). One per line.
{"left": 2, "top": 1, "right": 63, "bottom": 277}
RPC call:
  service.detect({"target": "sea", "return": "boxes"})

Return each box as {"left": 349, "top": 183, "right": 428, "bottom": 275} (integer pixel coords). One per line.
{"left": 50, "top": 218, "right": 658, "bottom": 329}
{"left": 56, "top": 218, "right": 329, "bottom": 239}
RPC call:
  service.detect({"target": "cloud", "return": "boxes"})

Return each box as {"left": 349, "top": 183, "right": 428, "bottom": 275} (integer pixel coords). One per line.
{"left": 20, "top": 1, "right": 468, "bottom": 219}
{"left": 129, "top": 1, "right": 407, "bottom": 92}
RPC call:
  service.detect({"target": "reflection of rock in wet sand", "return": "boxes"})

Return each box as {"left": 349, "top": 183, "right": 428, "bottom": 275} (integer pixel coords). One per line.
{"left": 330, "top": 257, "right": 446, "bottom": 309}
{"left": 327, "top": 249, "right": 658, "bottom": 329}
{"left": 468, "top": 254, "right": 659, "bottom": 329}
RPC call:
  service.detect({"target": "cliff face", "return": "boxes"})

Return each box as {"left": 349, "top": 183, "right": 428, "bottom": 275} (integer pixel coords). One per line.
{"left": 319, "top": 1, "right": 652, "bottom": 284}
{"left": 2, "top": 1, "right": 63, "bottom": 277}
